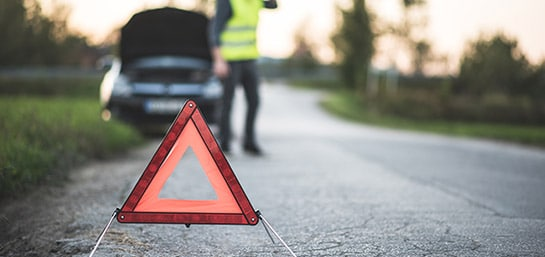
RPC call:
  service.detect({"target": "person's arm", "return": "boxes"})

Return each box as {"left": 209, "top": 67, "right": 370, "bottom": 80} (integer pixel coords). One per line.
{"left": 209, "top": 0, "right": 232, "bottom": 78}
{"left": 210, "top": 0, "right": 231, "bottom": 48}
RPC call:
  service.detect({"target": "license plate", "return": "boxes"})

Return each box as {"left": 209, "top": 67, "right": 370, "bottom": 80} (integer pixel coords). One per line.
{"left": 144, "top": 99, "right": 185, "bottom": 114}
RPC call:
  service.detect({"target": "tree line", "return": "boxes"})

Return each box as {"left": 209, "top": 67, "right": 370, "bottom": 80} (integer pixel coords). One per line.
{"left": 0, "top": 0, "right": 96, "bottom": 67}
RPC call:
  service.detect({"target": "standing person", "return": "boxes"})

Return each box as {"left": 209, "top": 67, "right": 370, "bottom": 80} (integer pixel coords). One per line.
{"left": 210, "top": 0, "right": 277, "bottom": 155}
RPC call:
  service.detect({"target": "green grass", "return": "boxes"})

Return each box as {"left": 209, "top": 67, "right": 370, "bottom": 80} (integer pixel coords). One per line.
{"left": 321, "top": 90, "right": 545, "bottom": 147}
{"left": 287, "top": 78, "right": 340, "bottom": 91}
{"left": 0, "top": 76, "right": 143, "bottom": 197}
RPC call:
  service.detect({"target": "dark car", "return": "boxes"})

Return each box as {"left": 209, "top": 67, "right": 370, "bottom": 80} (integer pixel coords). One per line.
{"left": 99, "top": 7, "right": 222, "bottom": 129}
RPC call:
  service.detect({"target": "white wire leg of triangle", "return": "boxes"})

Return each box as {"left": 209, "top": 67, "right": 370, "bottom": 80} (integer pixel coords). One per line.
{"left": 257, "top": 210, "right": 297, "bottom": 257}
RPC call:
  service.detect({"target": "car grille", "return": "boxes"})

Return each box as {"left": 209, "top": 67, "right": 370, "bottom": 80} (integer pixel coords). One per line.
{"left": 127, "top": 68, "right": 209, "bottom": 97}
{"left": 128, "top": 68, "right": 209, "bottom": 82}
{"left": 132, "top": 83, "right": 203, "bottom": 97}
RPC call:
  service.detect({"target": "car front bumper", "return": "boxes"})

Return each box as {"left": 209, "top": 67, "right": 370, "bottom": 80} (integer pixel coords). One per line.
{"left": 104, "top": 96, "right": 221, "bottom": 125}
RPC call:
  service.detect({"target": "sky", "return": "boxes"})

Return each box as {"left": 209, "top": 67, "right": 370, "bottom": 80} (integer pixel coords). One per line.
{"left": 41, "top": 0, "right": 545, "bottom": 74}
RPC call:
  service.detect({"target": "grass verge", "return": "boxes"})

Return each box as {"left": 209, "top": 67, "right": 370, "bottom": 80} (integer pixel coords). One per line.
{"left": 0, "top": 96, "right": 143, "bottom": 197}
{"left": 321, "top": 90, "right": 545, "bottom": 147}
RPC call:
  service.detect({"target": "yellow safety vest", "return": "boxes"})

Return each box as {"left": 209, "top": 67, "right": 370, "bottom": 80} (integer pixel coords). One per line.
{"left": 220, "top": 0, "right": 261, "bottom": 61}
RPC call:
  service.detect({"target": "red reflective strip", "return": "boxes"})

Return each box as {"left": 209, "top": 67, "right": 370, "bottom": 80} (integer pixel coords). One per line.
{"left": 117, "top": 212, "right": 254, "bottom": 225}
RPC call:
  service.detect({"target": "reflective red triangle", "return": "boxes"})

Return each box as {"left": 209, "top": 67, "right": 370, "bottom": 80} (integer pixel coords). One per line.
{"left": 117, "top": 100, "right": 258, "bottom": 225}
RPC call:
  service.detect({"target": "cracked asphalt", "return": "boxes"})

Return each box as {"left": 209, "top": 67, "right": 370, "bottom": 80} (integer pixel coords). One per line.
{"left": 1, "top": 82, "right": 545, "bottom": 256}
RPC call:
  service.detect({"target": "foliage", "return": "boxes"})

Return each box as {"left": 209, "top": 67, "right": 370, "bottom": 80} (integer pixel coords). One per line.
{"left": 0, "top": 76, "right": 143, "bottom": 197}
{"left": 0, "top": 0, "right": 91, "bottom": 67}
{"left": 451, "top": 33, "right": 545, "bottom": 123}
{"left": 524, "top": 61, "right": 545, "bottom": 100}
{"left": 455, "top": 33, "right": 533, "bottom": 97}
{"left": 353, "top": 72, "right": 545, "bottom": 124}
{"left": 284, "top": 22, "right": 321, "bottom": 74}
{"left": 320, "top": 1, "right": 545, "bottom": 142}
{"left": 321, "top": 89, "right": 545, "bottom": 147}
{"left": 0, "top": 97, "right": 142, "bottom": 197}
{"left": 331, "top": 0, "right": 375, "bottom": 91}
{"left": 398, "top": 0, "right": 430, "bottom": 76}
{"left": 288, "top": 78, "right": 339, "bottom": 91}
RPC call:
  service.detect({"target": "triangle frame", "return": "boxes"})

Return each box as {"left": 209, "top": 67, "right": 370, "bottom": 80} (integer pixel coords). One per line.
{"left": 117, "top": 100, "right": 258, "bottom": 225}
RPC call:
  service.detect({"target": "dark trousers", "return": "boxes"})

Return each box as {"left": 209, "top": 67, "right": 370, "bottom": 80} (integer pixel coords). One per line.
{"left": 219, "top": 60, "right": 260, "bottom": 148}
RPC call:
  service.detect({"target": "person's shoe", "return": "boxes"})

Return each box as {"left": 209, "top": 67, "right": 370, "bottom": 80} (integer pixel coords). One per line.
{"left": 243, "top": 143, "right": 263, "bottom": 156}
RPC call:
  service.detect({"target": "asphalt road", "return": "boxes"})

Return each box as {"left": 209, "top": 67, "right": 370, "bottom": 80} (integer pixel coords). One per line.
{"left": 2, "top": 82, "right": 544, "bottom": 256}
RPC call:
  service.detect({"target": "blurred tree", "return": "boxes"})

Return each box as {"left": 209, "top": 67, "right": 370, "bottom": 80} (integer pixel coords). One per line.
{"left": 285, "top": 21, "right": 320, "bottom": 74}
{"left": 455, "top": 33, "right": 531, "bottom": 97}
{"left": 0, "top": 0, "right": 90, "bottom": 67}
{"left": 412, "top": 39, "right": 433, "bottom": 76}
{"left": 0, "top": 0, "right": 28, "bottom": 66}
{"left": 331, "top": 0, "right": 375, "bottom": 92}
{"left": 524, "top": 61, "right": 545, "bottom": 100}
{"left": 395, "top": 0, "right": 432, "bottom": 76}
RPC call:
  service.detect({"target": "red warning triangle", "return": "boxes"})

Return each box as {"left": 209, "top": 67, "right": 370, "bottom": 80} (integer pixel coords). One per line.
{"left": 117, "top": 100, "right": 258, "bottom": 225}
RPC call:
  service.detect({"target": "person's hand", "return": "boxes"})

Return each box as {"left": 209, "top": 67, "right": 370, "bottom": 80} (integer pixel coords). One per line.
{"left": 212, "top": 47, "right": 229, "bottom": 78}
{"left": 213, "top": 58, "right": 229, "bottom": 78}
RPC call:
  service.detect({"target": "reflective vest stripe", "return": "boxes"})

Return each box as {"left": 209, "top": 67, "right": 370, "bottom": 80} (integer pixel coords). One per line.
{"left": 224, "top": 25, "right": 257, "bottom": 32}
{"left": 222, "top": 40, "right": 256, "bottom": 47}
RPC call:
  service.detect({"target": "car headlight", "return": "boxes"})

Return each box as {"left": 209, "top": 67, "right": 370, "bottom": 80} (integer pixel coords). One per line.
{"left": 111, "top": 75, "right": 132, "bottom": 97}
{"left": 203, "top": 78, "right": 223, "bottom": 99}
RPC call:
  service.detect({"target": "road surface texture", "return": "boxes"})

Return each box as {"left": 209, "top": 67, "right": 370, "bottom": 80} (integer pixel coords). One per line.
{"left": 1, "top": 82, "right": 545, "bottom": 256}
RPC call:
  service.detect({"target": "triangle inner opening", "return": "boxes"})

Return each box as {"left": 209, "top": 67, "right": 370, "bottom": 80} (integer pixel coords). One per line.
{"left": 159, "top": 147, "right": 218, "bottom": 200}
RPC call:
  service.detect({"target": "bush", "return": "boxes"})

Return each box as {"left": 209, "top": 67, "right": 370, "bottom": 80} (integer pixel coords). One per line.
{"left": 321, "top": 89, "right": 545, "bottom": 147}
{"left": 374, "top": 89, "right": 445, "bottom": 120}
{"left": 455, "top": 33, "right": 531, "bottom": 96}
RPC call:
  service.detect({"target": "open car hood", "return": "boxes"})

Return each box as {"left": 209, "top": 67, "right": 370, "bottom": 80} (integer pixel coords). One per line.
{"left": 120, "top": 7, "right": 211, "bottom": 67}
